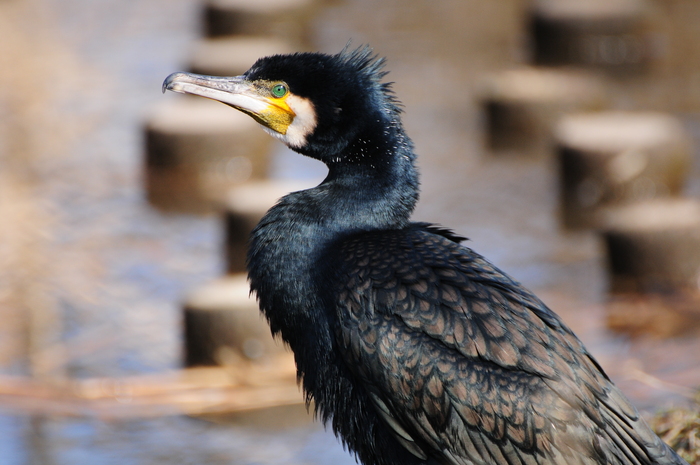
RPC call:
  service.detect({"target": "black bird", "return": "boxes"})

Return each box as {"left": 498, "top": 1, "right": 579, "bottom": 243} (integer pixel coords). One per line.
{"left": 163, "top": 47, "right": 686, "bottom": 465}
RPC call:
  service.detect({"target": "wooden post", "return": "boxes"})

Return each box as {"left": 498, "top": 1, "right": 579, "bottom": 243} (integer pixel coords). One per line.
{"left": 183, "top": 275, "right": 287, "bottom": 367}
{"left": 144, "top": 99, "right": 272, "bottom": 212}
{"left": 189, "top": 37, "right": 294, "bottom": 77}
{"left": 529, "top": 0, "right": 654, "bottom": 74}
{"left": 224, "top": 180, "right": 311, "bottom": 273}
{"left": 555, "top": 111, "right": 691, "bottom": 229}
{"left": 480, "top": 67, "right": 607, "bottom": 157}
{"left": 601, "top": 198, "right": 700, "bottom": 293}
{"left": 202, "top": 0, "right": 316, "bottom": 48}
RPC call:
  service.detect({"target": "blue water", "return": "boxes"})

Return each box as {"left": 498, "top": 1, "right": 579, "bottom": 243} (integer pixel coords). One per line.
{"left": 0, "top": 414, "right": 356, "bottom": 465}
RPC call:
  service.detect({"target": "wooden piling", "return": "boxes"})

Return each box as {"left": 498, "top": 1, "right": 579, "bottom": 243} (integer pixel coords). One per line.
{"left": 530, "top": 0, "right": 654, "bottom": 74}
{"left": 224, "top": 180, "right": 310, "bottom": 273}
{"left": 601, "top": 198, "right": 700, "bottom": 293}
{"left": 189, "top": 37, "right": 294, "bottom": 77}
{"left": 183, "top": 274, "right": 286, "bottom": 367}
{"left": 145, "top": 99, "right": 272, "bottom": 212}
{"left": 555, "top": 111, "right": 691, "bottom": 229}
{"left": 202, "top": 0, "right": 315, "bottom": 47}
{"left": 481, "top": 67, "right": 607, "bottom": 157}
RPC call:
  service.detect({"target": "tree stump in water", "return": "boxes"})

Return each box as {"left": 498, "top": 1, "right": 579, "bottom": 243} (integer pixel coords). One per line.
{"left": 601, "top": 198, "right": 700, "bottom": 293}
{"left": 183, "top": 274, "right": 286, "bottom": 367}
{"left": 202, "top": 0, "right": 315, "bottom": 47}
{"left": 480, "top": 67, "right": 607, "bottom": 157}
{"left": 555, "top": 111, "right": 691, "bottom": 229}
{"left": 224, "top": 180, "right": 310, "bottom": 273}
{"left": 529, "top": 0, "right": 654, "bottom": 74}
{"left": 189, "top": 37, "right": 294, "bottom": 77}
{"left": 145, "top": 98, "right": 271, "bottom": 212}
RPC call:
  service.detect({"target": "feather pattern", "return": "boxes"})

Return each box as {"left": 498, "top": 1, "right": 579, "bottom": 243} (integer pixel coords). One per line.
{"left": 331, "top": 224, "right": 685, "bottom": 465}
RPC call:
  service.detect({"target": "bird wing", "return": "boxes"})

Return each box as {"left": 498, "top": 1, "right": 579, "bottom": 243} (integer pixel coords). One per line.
{"left": 333, "top": 226, "right": 682, "bottom": 465}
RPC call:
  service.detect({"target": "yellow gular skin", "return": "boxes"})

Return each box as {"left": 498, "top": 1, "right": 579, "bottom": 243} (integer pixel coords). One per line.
{"left": 258, "top": 96, "right": 295, "bottom": 135}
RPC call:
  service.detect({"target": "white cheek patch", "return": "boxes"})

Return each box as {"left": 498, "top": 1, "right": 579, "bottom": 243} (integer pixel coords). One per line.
{"left": 270, "top": 94, "right": 317, "bottom": 149}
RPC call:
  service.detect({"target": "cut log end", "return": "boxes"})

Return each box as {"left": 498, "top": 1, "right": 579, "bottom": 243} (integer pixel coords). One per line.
{"left": 481, "top": 68, "right": 607, "bottom": 156}
{"left": 556, "top": 111, "right": 691, "bottom": 229}
{"left": 224, "top": 180, "right": 313, "bottom": 273}
{"left": 183, "top": 275, "right": 287, "bottom": 367}
{"left": 189, "top": 37, "right": 294, "bottom": 77}
{"left": 144, "top": 99, "right": 272, "bottom": 212}
{"left": 601, "top": 199, "right": 700, "bottom": 293}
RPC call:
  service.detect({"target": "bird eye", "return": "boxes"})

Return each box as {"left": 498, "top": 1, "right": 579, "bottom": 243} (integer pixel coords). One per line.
{"left": 271, "top": 83, "right": 288, "bottom": 98}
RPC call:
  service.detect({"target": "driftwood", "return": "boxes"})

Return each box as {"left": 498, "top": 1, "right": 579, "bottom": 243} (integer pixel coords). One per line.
{"left": 0, "top": 356, "right": 303, "bottom": 419}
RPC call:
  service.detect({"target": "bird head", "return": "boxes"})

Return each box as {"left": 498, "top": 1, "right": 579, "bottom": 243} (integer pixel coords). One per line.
{"left": 163, "top": 47, "right": 400, "bottom": 162}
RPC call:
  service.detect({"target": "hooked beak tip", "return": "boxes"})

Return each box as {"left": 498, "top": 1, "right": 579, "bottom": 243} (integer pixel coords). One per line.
{"left": 162, "top": 72, "right": 186, "bottom": 94}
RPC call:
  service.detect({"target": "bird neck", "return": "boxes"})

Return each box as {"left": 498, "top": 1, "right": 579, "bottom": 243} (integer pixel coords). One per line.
{"left": 324, "top": 111, "right": 419, "bottom": 226}
{"left": 280, "top": 112, "right": 420, "bottom": 240}
{"left": 247, "top": 124, "right": 418, "bottom": 376}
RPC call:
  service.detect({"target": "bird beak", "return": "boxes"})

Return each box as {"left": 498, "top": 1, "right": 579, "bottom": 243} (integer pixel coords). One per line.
{"left": 162, "top": 72, "right": 295, "bottom": 134}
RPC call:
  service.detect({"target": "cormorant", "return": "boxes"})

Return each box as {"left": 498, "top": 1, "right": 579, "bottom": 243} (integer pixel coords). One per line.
{"left": 163, "top": 47, "right": 686, "bottom": 465}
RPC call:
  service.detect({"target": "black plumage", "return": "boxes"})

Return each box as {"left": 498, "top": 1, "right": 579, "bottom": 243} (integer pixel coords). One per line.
{"left": 163, "top": 47, "right": 686, "bottom": 465}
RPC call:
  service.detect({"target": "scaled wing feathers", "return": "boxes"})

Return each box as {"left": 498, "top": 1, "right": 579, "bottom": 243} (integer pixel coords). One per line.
{"left": 333, "top": 226, "right": 683, "bottom": 465}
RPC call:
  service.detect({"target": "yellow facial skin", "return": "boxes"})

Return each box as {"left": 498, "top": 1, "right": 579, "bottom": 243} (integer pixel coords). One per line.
{"left": 252, "top": 81, "right": 295, "bottom": 135}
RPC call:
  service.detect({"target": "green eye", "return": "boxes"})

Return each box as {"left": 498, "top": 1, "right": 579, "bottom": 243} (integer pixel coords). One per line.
{"left": 271, "top": 83, "right": 288, "bottom": 98}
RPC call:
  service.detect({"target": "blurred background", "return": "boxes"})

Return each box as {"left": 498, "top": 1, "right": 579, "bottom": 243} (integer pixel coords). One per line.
{"left": 1, "top": 0, "right": 700, "bottom": 463}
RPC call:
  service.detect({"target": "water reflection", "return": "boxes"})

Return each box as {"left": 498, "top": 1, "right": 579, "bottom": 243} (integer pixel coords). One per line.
{"left": 4, "top": 414, "right": 354, "bottom": 465}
